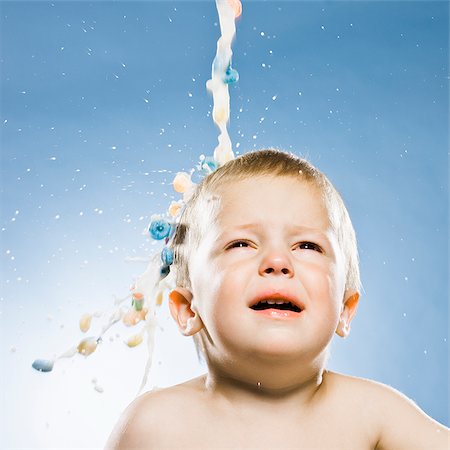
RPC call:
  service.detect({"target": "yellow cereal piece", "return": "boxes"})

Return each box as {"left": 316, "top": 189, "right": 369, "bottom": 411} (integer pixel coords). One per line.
{"left": 77, "top": 337, "right": 98, "bottom": 356}
{"left": 156, "top": 290, "right": 164, "bottom": 306}
{"left": 173, "top": 172, "right": 192, "bottom": 193}
{"left": 79, "top": 313, "right": 92, "bottom": 333}
{"left": 125, "top": 333, "right": 143, "bottom": 348}
{"left": 213, "top": 106, "right": 227, "bottom": 125}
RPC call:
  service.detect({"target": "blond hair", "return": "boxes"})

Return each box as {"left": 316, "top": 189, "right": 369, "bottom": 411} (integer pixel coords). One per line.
{"left": 169, "top": 148, "right": 361, "bottom": 357}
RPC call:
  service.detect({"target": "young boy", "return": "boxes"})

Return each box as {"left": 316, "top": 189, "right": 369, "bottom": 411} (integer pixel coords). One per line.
{"left": 106, "top": 149, "right": 449, "bottom": 449}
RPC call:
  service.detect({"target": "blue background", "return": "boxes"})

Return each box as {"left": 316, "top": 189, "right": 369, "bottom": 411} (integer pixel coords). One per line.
{"left": 1, "top": 1, "right": 448, "bottom": 448}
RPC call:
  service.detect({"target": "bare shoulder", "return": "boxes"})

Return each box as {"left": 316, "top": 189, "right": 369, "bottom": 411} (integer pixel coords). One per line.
{"left": 325, "top": 371, "right": 450, "bottom": 450}
{"left": 104, "top": 375, "right": 205, "bottom": 450}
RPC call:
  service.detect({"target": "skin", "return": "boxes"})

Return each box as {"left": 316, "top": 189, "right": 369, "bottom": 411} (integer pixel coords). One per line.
{"left": 171, "top": 175, "right": 359, "bottom": 400}
{"left": 105, "top": 175, "right": 449, "bottom": 450}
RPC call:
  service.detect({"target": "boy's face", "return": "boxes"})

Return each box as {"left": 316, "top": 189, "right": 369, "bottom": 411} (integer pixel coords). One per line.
{"left": 185, "top": 175, "right": 355, "bottom": 364}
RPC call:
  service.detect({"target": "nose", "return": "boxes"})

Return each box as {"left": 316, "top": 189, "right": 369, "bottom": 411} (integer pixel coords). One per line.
{"left": 258, "top": 248, "right": 294, "bottom": 278}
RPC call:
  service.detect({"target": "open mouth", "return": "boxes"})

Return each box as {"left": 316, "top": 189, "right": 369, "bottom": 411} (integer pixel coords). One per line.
{"left": 250, "top": 300, "right": 302, "bottom": 313}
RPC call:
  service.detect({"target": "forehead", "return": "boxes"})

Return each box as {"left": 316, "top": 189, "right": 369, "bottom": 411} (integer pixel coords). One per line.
{"left": 211, "top": 175, "right": 331, "bottom": 231}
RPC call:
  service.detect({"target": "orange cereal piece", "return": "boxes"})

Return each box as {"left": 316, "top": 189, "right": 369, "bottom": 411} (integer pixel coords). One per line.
{"left": 122, "top": 307, "right": 148, "bottom": 326}
{"left": 173, "top": 172, "right": 192, "bottom": 193}
{"left": 168, "top": 201, "right": 182, "bottom": 217}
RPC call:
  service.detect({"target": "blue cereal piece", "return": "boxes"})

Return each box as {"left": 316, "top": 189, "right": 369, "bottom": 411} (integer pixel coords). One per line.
{"left": 160, "top": 265, "right": 170, "bottom": 278}
{"left": 149, "top": 219, "right": 171, "bottom": 240}
{"left": 32, "top": 359, "right": 54, "bottom": 372}
{"left": 224, "top": 66, "right": 239, "bottom": 84}
{"left": 161, "top": 247, "right": 174, "bottom": 266}
{"left": 200, "top": 156, "right": 218, "bottom": 175}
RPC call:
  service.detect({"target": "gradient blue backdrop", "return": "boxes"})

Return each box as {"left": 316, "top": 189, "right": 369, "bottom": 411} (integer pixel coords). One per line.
{"left": 1, "top": 1, "right": 448, "bottom": 448}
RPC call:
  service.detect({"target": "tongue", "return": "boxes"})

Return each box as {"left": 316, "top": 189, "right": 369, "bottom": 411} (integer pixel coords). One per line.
{"left": 266, "top": 304, "right": 286, "bottom": 310}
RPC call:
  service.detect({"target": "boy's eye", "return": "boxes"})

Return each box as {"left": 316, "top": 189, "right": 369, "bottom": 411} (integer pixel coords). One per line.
{"left": 226, "top": 240, "right": 250, "bottom": 249}
{"left": 297, "top": 242, "right": 323, "bottom": 253}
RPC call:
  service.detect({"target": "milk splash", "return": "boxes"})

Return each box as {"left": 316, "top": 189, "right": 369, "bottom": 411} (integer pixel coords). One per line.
{"left": 207, "top": 0, "right": 242, "bottom": 166}
{"left": 32, "top": 0, "right": 243, "bottom": 396}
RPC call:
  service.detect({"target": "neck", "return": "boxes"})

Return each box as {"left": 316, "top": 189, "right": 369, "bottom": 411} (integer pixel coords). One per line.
{"left": 202, "top": 351, "right": 328, "bottom": 413}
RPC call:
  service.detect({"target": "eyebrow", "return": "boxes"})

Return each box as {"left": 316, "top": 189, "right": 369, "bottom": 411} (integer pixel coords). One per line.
{"left": 228, "top": 223, "right": 262, "bottom": 231}
{"left": 219, "top": 223, "right": 331, "bottom": 240}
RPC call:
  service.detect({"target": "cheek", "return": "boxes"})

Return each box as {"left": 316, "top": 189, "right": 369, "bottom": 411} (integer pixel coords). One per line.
{"left": 190, "top": 258, "right": 224, "bottom": 316}
{"left": 207, "top": 262, "right": 246, "bottom": 305}
{"left": 304, "top": 261, "right": 344, "bottom": 309}
{"left": 195, "top": 263, "right": 248, "bottom": 329}
{"left": 325, "top": 273, "right": 344, "bottom": 319}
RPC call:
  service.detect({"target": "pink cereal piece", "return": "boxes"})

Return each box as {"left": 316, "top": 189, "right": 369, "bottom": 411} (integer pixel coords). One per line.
{"left": 227, "top": 0, "right": 242, "bottom": 18}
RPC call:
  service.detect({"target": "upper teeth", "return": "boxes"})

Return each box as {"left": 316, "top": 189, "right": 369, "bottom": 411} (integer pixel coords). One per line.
{"left": 261, "top": 299, "right": 290, "bottom": 305}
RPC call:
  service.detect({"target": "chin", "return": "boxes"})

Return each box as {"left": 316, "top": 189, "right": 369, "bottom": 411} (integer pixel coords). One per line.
{"left": 249, "top": 341, "right": 308, "bottom": 361}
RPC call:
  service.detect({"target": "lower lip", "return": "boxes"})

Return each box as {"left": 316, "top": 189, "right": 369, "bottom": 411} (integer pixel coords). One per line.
{"left": 251, "top": 308, "right": 302, "bottom": 319}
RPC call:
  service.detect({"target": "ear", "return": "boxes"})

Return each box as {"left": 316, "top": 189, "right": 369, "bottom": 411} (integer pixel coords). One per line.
{"left": 335, "top": 291, "right": 360, "bottom": 338}
{"left": 168, "top": 287, "right": 204, "bottom": 336}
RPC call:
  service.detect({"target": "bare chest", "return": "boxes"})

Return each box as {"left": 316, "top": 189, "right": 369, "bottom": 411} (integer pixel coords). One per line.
{"left": 154, "top": 405, "right": 375, "bottom": 450}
